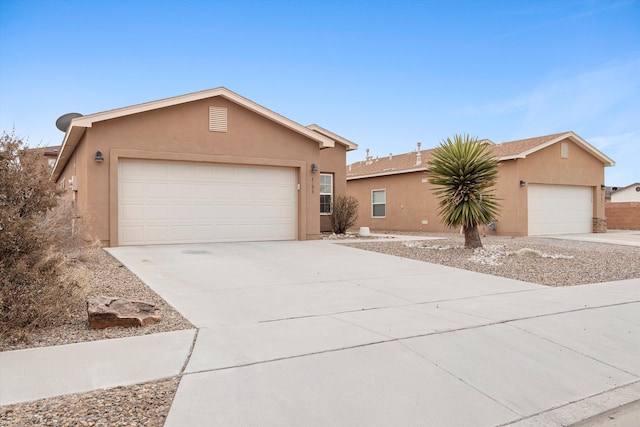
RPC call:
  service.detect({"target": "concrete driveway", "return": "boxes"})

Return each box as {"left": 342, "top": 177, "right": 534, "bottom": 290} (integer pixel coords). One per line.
{"left": 103, "top": 241, "right": 640, "bottom": 426}
{"left": 542, "top": 230, "right": 640, "bottom": 247}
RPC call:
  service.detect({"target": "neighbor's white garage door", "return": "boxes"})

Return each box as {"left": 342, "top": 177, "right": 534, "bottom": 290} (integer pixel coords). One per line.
{"left": 528, "top": 184, "right": 592, "bottom": 235}
{"left": 118, "top": 160, "right": 296, "bottom": 245}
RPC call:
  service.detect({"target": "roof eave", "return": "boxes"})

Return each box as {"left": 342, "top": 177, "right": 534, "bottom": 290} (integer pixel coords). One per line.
{"left": 497, "top": 154, "right": 526, "bottom": 161}
{"left": 50, "top": 87, "right": 338, "bottom": 179}
{"left": 347, "top": 166, "right": 428, "bottom": 180}
{"left": 513, "top": 132, "right": 615, "bottom": 166}
{"left": 51, "top": 125, "right": 86, "bottom": 181}
{"left": 306, "top": 124, "right": 358, "bottom": 151}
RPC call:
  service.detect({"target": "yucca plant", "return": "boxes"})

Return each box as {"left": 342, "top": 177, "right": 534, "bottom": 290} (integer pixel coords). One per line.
{"left": 427, "top": 134, "right": 500, "bottom": 248}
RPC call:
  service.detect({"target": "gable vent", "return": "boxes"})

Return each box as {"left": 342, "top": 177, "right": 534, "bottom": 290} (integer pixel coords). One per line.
{"left": 209, "top": 106, "right": 228, "bottom": 132}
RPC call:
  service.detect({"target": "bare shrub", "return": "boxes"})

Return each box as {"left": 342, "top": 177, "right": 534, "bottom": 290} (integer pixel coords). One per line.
{"left": 0, "top": 131, "right": 90, "bottom": 341}
{"left": 330, "top": 195, "right": 359, "bottom": 234}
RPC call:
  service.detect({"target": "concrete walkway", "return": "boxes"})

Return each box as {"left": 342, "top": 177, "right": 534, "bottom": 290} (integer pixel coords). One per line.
{"left": 540, "top": 230, "right": 640, "bottom": 247}
{"left": 1, "top": 240, "right": 639, "bottom": 426}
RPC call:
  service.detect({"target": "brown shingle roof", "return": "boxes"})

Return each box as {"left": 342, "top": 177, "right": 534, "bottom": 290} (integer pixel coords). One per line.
{"left": 489, "top": 132, "right": 566, "bottom": 158}
{"left": 346, "top": 149, "right": 433, "bottom": 179}
{"left": 347, "top": 132, "right": 571, "bottom": 179}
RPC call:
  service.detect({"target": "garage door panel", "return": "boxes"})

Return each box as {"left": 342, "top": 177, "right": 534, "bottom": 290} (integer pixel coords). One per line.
{"left": 119, "top": 226, "right": 144, "bottom": 245}
{"left": 528, "top": 185, "right": 592, "bottom": 235}
{"left": 166, "top": 183, "right": 194, "bottom": 199}
{"left": 144, "top": 226, "right": 170, "bottom": 243}
{"left": 120, "top": 204, "right": 144, "bottom": 221}
{"left": 120, "top": 181, "right": 144, "bottom": 198}
{"left": 118, "top": 160, "right": 296, "bottom": 245}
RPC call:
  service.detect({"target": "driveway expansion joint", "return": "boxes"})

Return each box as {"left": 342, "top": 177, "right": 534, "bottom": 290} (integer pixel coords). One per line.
{"left": 179, "top": 328, "right": 200, "bottom": 375}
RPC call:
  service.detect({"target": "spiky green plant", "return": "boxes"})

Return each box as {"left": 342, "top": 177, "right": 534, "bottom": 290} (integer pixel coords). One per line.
{"left": 427, "top": 134, "right": 500, "bottom": 248}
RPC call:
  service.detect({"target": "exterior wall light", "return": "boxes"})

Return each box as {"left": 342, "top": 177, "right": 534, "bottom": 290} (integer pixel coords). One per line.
{"left": 95, "top": 151, "right": 104, "bottom": 162}
{"left": 601, "top": 184, "right": 606, "bottom": 190}
{"left": 519, "top": 180, "right": 526, "bottom": 187}
{"left": 311, "top": 163, "right": 318, "bottom": 173}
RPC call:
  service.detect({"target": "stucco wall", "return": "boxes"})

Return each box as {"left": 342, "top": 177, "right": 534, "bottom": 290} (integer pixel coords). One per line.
{"left": 347, "top": 171, "right": 451, "bottom": 233}
{"left": 318, "top": 144, "right": 347, "bottom": 232}
{"left": 59, "top": 136, "right": 89, "bottom": 223}
{"left": 347, "top": 137, "right": 608, "bottom": 236}
{"left": 60, "top": 96, "right": 346, "bottom": 246}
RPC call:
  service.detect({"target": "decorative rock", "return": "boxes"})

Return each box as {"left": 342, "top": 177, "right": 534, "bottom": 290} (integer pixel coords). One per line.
{"left": 87, "top": 296, "right": 161, "bottom": 329}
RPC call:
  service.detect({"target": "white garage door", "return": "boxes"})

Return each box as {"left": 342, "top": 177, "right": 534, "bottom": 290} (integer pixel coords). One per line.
{"left": 118, "top": 160, "right": 296, "bottom": 245}
{"left": 528, "top": 184, "right": 592, "bottom": 235}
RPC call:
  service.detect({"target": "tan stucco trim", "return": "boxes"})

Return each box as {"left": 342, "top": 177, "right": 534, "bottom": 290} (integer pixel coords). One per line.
{"left": 52, "top": 87, "right": 335, "bottom": 181}
{"left": 347, "top": 166, "right": 428, "bottom": 180}
{"left": 108, "top": 149, "right": 307, "bottom": 246}
{"left": 307, "top": 124, "right": 358, "bottom": 151}
{"left": 498, "top": 132, "right": 615, "bottom": 166}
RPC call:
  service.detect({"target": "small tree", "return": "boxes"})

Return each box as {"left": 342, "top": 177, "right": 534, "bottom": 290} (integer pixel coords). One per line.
{"left": 427, "top": 134, "right": 499, "bottom": 249}
{"left": 330, "top": 195, "right": 359, "bottom": 234}
{"left": 1, "top": 130, "right": 88, "bottom": 341}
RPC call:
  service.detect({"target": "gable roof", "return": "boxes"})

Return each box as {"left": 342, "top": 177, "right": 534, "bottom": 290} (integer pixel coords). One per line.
{"left": 613, "top": 182, "right": 640, "bottom": 192}
{"left": 492, "top": 131, "right": 615, "bottom": 165}
{"left": 347, "top": 131, "right": 615, "bottom": 180}
{"left": 51, "top": 87, "right": 346, "bottom": 180}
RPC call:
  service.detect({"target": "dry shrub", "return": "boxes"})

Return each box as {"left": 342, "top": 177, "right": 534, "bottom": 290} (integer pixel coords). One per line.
{"left": 1, "top": 131, "right": 91, "bottom": 341}
{"left": 330, "top": 195, "right": 360, "bottom": 234}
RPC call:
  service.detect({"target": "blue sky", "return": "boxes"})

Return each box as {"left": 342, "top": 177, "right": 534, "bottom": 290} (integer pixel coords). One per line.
{"left": 1, "top": 0, "right": 638, "bottom": 185}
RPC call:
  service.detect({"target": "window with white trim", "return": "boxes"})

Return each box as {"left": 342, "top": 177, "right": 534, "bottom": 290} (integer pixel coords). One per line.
{"left": 320, "top": 173, "right": 333, "bottom": 214}
{"left": 372, "top": 189, "right": 386, "bottom": 218}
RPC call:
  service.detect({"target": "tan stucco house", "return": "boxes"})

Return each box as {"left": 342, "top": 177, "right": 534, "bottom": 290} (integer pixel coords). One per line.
{"left": 347, "top": 132, "right": 614, "bottom": 236}
{"left": 51, "top": 87, "right": 357, "bottom": 246}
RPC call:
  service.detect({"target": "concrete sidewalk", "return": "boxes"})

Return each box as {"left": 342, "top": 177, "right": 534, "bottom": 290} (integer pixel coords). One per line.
{"left": 1, "top": 241, "right": 639, "bottom": 426}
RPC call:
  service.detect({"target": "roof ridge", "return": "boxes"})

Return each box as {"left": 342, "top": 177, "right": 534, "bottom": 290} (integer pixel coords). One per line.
{"left": 347, "top": 131, "right": 613, "bottom": 179}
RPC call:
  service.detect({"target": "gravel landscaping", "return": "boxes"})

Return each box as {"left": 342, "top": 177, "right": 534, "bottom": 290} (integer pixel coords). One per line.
{"left": 0, "top": 377, "right": 179, "bottom": 427}
{"left": 1, "top": 249, "right": 194, "bottom": 352}
{"left": 2, "top": 234, "right": 638, "bottom": 426}
{"left": 343, "top": 232, "right": 640, "bottom": 286}
{"left": 1, "top": 248, "right": 193, "bottom": 427}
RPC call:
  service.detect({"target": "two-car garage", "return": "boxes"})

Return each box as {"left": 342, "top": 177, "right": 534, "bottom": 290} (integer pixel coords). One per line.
{"left": 118, "top": 160, "right": 297, "bottom": 246}
{"left": 527, "top": 184, "right": 593, "bottom": 235}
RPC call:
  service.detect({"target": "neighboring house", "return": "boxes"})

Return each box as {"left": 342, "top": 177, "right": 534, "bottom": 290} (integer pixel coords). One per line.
{"left": 27, "top": 145, "right": 60, "bottom": 170}
{"left": 42, "top": 146, "right": 61, "bottom": 170}
{"left": 606, "top": 183, "right": 640, "bottom": 230}
{"left": 610, "top": 183, "right": 640, "bottom": 202}
{"left": 347, "top": 132, "right": 614, "bottom": 236}
{"left": 51, "top": 87, "right": 357, "bottom": 247}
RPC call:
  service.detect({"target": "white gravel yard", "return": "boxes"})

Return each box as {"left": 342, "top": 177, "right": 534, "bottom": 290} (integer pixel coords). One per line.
{"left": 343, "top": 233, "right": 640, "bottom": 286}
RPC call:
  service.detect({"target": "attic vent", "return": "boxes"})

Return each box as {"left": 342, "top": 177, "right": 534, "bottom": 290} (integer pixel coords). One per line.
{"left": 209, "top": 107, "right": 227, "bottom": 132}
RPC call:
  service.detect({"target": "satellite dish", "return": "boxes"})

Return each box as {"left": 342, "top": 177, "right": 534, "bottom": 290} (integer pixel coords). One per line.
{"left": 56, "top": 112, "right": 83, "bottom": 132}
